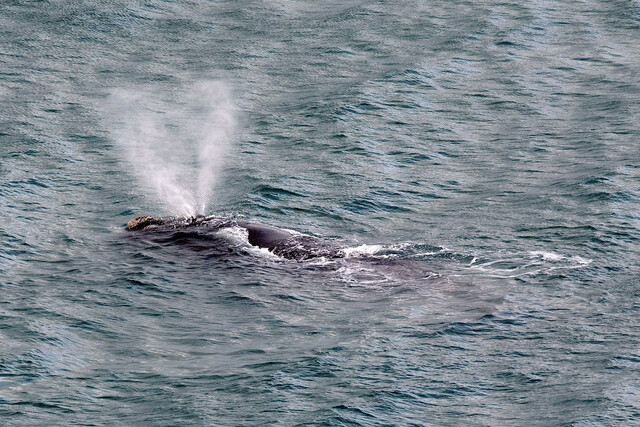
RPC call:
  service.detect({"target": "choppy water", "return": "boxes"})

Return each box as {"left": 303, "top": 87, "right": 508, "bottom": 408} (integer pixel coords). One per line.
{"left": 2, "top": 0, "right": 640, "bottom": 425}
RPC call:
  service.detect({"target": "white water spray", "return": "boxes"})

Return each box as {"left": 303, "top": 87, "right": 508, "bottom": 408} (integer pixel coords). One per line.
{"left": 106, "top": 81, "right": 235, "bottom": 216}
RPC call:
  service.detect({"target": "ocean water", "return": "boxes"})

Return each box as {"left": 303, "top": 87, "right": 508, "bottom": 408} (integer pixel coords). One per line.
{"left": 1, "top": 0, "right": 640, "bottom": 425}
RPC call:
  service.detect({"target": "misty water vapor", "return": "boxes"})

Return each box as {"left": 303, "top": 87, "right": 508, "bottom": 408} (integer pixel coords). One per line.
{"left": 106, "top": 81, "right": 235, "bottom": 216}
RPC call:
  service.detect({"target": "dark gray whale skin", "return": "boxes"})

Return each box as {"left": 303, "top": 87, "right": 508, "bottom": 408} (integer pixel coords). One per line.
{"left": 125, "top": 215, "right": 345, "bottom": 260}
{"left": 235, "top": 220, "right": 294, "bottom": 249}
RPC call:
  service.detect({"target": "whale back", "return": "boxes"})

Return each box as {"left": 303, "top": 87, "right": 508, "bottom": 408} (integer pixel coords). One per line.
{"left": 125, "top": 215, "right": 344, "bottom": 260}
{"left": 236, "top": 221, "right": 293, "bottom": 249}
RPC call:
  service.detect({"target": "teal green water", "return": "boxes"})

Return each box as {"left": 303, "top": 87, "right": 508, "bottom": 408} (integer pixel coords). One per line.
{"left": 1, "top": 1, "right": 640, "bottom": 425}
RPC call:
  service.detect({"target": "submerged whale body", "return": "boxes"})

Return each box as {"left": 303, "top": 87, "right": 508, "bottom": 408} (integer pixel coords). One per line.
{"left": 125, "top": 215, "right": 345, "bottom": 260}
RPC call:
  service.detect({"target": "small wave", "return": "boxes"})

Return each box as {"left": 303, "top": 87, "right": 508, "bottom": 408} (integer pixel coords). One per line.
{"left": 469, "top": 250, "right": 593, "bottom": 278}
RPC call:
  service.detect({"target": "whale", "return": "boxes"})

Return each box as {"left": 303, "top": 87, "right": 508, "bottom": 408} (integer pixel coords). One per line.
{"left": 125, "top": 215, "right": 345, "bottom": 260}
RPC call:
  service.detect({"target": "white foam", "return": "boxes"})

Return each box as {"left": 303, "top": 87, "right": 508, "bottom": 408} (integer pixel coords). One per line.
{"left": 529, "top": 251, "right": 564, "bottom": 261}
{"left": 244, "top": 245, "right": 283, "bottom": 260}
{"left": 410, "top": 251, "right": 439, "bottom": 257}
{"left": 215, "top": 225, "right": 249, "bottom": 245}
{"left": 529, "top": 251, "right": 592, "bottom": 266}
{"left": 215, "top": 226, "right": 282, "bottom": 260}
{"left": 306, "top": 256, "right": 335, "bottom": 267}
{"left": 386, "top": 242, "right": 413, "bottom": 251}
{"left": 468, "top": 249, "right": 593, "bottom": 278}
{"left": 343, "top": 244, "right": 383, "bottom": 257}
{"left": 570, "top": 255, "right": 592, "bottom": 265}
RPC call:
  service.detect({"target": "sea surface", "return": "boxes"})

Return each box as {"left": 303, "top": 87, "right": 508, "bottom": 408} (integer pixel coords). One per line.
{"left": 2, "top": 0, "right": 640, "bottom": 425}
